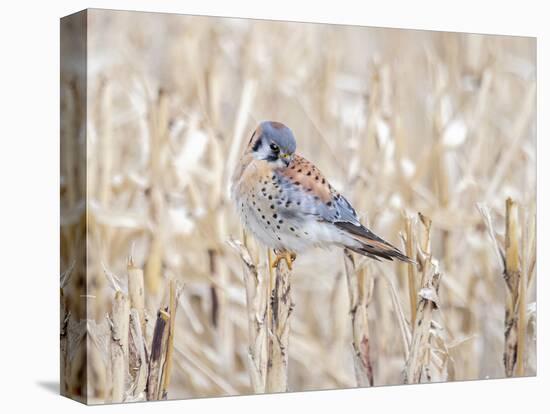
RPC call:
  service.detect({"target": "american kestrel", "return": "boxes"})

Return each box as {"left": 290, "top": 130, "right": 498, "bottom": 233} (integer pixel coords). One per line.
{"left": 231, "top": 121, "right": 412, "bottom": 269}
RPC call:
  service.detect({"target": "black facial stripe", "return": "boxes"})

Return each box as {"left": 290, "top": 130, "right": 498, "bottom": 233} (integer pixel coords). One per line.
{"left": 266, "top": 154, "right": 279, "bottom": 162}
{"left": 251, "top": 136, "right": 263, "bottom": 152}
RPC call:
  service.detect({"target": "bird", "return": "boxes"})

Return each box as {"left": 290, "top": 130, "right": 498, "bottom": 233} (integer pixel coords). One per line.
{"left": 231, "top": 121, "right": 413, "bottom": 269}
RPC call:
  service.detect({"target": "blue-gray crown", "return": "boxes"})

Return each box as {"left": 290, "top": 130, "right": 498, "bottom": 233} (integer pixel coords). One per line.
{"left": 260, "top": 121, "right": 296, "bottom": 154}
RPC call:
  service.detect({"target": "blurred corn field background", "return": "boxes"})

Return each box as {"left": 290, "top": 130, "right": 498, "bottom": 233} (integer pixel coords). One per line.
{"left": 60, "top": 9, "right": 536, "bottom": 404}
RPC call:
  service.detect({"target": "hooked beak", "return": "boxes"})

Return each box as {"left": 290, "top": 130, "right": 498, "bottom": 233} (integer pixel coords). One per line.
{"left": 280, "top": 153, "right": 291, "bottom": 166}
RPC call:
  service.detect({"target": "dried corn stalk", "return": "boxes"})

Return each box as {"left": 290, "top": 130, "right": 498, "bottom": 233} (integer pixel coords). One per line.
{"left": 404, "top": 213, "right": 442, "bottom": 384}
{"left": 478, "top": 199, "right": 533, "bottom": 377}
{"left": 503, "top": 198, "right": 521, "bottom": 377}
{"left": 228, "top": 238, "right": 268, "bottom": 393}
{"left": 110, "top": 291, "right": 130, "bottom": 403}
{"left": 404, "top": 215, "right": 418, "bottom": 328}
{"left": 266, "top": 253, "right": 293, "bottom": 393}
{"left": 343, "top": 249, "right": 374, "bottom": 387}
{"left": 146, "top": 279, "right": 180, "bottom": 400}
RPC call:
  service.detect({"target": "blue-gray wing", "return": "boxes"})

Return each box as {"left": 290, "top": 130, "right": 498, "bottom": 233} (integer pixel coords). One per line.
{"left": 273, "top": 156, "right": 412, "bottom": 262}
{"left": 272, "top": 154, "right": 361, "bottom": 225}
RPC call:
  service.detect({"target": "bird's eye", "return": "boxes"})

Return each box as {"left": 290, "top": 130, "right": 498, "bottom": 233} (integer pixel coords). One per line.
{"left": 270, "top": 143, "right": 280, "bottom": 153}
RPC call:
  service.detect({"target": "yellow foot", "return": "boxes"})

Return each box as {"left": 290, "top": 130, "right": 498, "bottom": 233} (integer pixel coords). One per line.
{"left": 271, "top": 251, "right": 297, "bottom": 270}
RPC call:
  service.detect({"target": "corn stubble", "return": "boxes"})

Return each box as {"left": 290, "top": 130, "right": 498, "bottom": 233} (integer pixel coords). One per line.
{"left": 60, "top": 11, "right": 536, "bottom": 402}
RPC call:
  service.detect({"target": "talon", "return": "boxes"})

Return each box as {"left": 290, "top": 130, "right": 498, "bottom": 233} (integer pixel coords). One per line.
{"left": 271, "top": 251, "right": 296, "bottom": 270}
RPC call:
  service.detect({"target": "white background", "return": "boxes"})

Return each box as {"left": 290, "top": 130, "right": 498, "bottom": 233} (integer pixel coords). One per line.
{"left": 0, "top": 0, "right": 546, "bottom": 412}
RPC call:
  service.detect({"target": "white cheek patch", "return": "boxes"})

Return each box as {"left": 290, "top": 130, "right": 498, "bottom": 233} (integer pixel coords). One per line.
{"left": 252, "top": 142, "right": 272, "bottom": 161}
{"left": 253, "top": 142, "right": 286, "bottom": 168}
{"left": 271, "top": 158, "right": 286, "bottom": 168}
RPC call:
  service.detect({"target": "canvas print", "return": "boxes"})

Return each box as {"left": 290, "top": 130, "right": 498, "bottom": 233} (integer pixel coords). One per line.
{"left": 60, "top": 9, "right": 536, "bottom": 404}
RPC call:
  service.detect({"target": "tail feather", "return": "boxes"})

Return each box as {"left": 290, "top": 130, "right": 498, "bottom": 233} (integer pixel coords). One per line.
{"left": 335, "top": 221, "right": 414, "bottom": 264}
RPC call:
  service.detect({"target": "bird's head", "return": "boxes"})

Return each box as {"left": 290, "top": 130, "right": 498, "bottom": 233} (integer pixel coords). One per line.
{"left": 248, "top": 121, "right": 296, "bottom": 168}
